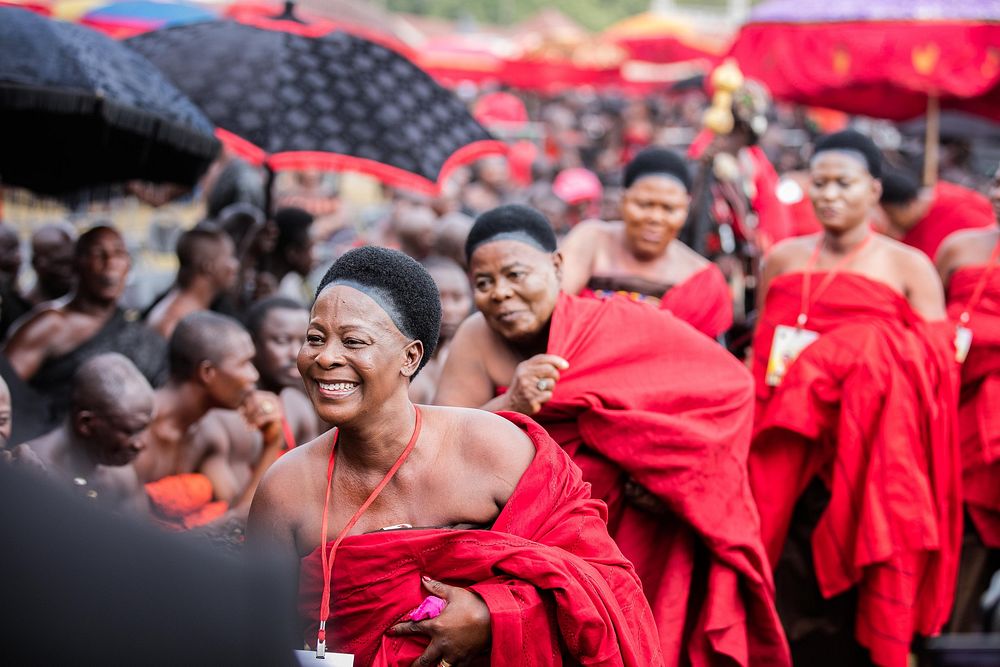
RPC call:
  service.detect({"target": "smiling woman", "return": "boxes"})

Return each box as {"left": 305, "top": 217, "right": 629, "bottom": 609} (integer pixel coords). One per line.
{"left": 558, "top": 147, "right": 734, "bottom": 339}
{"left": 247, "top": 246, "right": 661, "bottom": 666}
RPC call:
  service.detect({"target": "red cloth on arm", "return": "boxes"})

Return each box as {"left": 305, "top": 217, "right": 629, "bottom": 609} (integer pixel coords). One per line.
{"left": 902, "top": 182, "right": 994, "bottom": 260}
{"left": 580, "top": 263, "right": 734, "bottom": 339}
{"left": 298, "top": 413, "right": 662, "bottom": 667}
{"left": 144, "top": 473, "right": 228, "bottom": 530}
{"left": 948, "top": 265, "right": 1000, "bottom": 547}
{"left": 751, "top": 272, "right": 962, "bottom": 667}
{"left": 532, "top": 293, "right": 788, "bottom": 667}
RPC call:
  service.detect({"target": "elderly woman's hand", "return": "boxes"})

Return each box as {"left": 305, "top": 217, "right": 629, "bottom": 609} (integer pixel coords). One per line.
{"left": 506, "top": 354, "right": 569, "bottom": 415}
{"left": 390, "top": 577, "right": 491, "bottom": 666}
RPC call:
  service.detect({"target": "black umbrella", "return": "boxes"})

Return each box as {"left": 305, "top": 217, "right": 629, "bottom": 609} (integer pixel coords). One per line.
{"left": 0, "top": 7, "right": 220, "bottom": 196}
{"left": 127, "top": 11, "right": 505, "bottom": 194}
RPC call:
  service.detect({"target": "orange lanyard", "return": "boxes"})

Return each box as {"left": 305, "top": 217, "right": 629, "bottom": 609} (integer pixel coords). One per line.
{"left": 315, "top": 406, "right": 423, "bottom": 657}
{"left": 958, "top": 241, "right": 1000, "bottom": 326}
{"left": 797, "top": 234, "right": 874, "bottom": 328}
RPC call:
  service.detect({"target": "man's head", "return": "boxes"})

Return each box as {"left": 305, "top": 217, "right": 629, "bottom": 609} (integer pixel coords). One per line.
{"left": 809, "top": 130, "right": 883, "bottom": 234}
{"left": 30, "top": 223, "right": 76, "bottom": 300}
{"left": 433, "top": 212, "right": 474, "bottom": 269}
{"left": 465, "top": 205, "right": 561, "bottom": 344}
{"left": 74, "top": 226, "right": 130, "bottom": 304}
{"left": 0, "top": 374, "right": 11, "bottom": 450}
{"left": 0, "top": 224, "right": 22, "bottom": 282}
{"left": 169, "top": 312, "right": 259, "bottom": 410}
{"left": 393, "top": 203, "right": 437, "bottom": 260}
{"left": 245, "top": 297, "right": 309, "bottom": 392}
{"left": 70, "top": 353, "right": 154, "bottom": 466}
{"left": 879, "top": 169, "right": 929, "bottom": 232}
{"left": 175, "top": 226, "right": 238, "bottom": 293}
{"left": 273, "top": 207, "right": 315, "bottom": 278}
{"left": 421, "top": 256, "right": 472, "bottom": 345}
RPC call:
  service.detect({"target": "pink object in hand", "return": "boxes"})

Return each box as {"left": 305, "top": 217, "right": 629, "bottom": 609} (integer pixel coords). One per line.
{"left": 404, "top": 595, "right": 447, "bottom": 621}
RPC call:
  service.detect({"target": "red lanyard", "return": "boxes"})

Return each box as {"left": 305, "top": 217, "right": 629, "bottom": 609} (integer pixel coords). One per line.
{"left": 959, "top": 241, "right": 1000, "bottom": 326}
{"left": 797, "top": 233, "right": 874, "bottom": 328}
{"left": 315, "top": 406, "right": 423, "bottom": 657}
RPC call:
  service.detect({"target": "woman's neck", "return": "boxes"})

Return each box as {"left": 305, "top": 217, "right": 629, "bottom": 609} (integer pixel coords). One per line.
{"left": 335, "top": 396, "right": 418, "bottom": 472}
{"left": 822, "top": 223, "right": 872, "bottom": 255}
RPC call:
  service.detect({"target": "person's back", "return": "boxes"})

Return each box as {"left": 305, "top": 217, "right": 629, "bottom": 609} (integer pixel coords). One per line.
{"left": 879, "top": 170, "right": 994, "bottom": 260}
{"left": 146, "top": 226, "right": 238, "bottom": 339}
{"left": 934, "top": 170, "right": 1000, "bottom": 632}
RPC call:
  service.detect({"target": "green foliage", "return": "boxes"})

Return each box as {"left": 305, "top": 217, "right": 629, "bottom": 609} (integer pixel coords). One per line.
{"left": 385, "top": 0, "right": 652, "bottom": 31}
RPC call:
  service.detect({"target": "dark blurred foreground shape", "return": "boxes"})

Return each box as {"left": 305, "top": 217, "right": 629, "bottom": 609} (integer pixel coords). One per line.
{"left": 0, "top": 463, "right": 298, "bottom": 666}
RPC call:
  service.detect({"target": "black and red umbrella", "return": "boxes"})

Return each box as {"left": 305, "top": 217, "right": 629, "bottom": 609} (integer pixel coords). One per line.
{"left": 127, "top": 7, "right": 505, "bottom": 195}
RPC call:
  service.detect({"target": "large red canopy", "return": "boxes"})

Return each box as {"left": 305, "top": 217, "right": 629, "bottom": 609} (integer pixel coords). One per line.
{"left": 727, "top": 0, "right": 1000, "bottom": 122}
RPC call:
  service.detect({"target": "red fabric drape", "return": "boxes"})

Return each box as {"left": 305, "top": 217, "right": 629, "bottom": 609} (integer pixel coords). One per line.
{"left": 948, "top": 264, "right": 1000, "bottom": 547}
{"left": 751, "top": 272, "right": 961, "bottom": 667}
{"left": 144, "top": 473, "right": 228, "bottom": 530}
{"left": 531, "top": 293, "right": 789, "bottom": 667}
{"left": 579, "top": 264, "right": 733, "bottom": 340}
{"left": 298, "top": 412, "right": 662, "bottom": 666}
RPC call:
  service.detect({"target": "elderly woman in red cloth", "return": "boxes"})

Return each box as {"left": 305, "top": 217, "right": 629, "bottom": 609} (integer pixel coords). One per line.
{"left": 751, "top": 130, "right": 960, "bottom": 667}
{"left": 247, "top": 246, "right": 660, "bottom": 667}
{"left": 559, "top": 147, "right": 733, "bottom": 339}
{"left": 935, "top": 163, "right": 1000, "bottom": 631}
{"left": 436, "top": 204, "right": 790, "bottom": 667}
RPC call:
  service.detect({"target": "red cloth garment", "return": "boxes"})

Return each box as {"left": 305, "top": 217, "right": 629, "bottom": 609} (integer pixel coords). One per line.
{"left": 902, "top": 182, "right": 994, "bottom": 260}
{"left": 948, "top": 265, "right": 1000, "bottom": 548}
{"left": 751, "top": 272, "right": 962, "bottom": 667}
{"left": 144, "top": 473, "right": 228, "bottom": 530}
{"left": 531, "top": 293, "right": 788, "bottom": 666}
{"left": 580, "top": 263, "right": 734, "bottom": 339}
{"left": 747, "top": 145, "right": 794, "bottom": 249}
{"left": 299, "top": 412, "right": 662, "bottom": 667}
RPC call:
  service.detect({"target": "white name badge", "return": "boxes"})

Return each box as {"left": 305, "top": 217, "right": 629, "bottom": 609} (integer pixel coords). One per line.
{"left": 955, "top": 325, "right": 973, "bottom": 364}
{"left": 765, "top": 324, "right": 820, "bottom": 387}
{"left": 294, "top": 649, "right": 354, "bottom": 665}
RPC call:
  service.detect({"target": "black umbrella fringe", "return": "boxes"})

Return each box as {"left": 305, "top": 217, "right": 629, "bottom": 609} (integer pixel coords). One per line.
{"left": 0, "top": 83, "right": 220, "bottom": 196}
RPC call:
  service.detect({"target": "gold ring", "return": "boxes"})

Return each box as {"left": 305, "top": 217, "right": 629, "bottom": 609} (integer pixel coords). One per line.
{"left": 261, "top": 402, "right": 274, "bottom": 414}
{"left": 438, "top": 661, "right": 452, "bottom": 667}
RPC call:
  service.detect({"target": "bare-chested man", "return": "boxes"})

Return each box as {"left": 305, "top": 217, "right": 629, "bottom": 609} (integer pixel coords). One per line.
{"left": 10, "top": 353, "right": 152, "bottom": 512}
{"left": 242, "top": 296, "right": 317, "bottom": 446}
{"left": 409, "top": 256, "right": 471, "bottom": 404}
{"left": 146, "top": 226, "right": 238, "bottom": 339}
{"left": 3, "top": 226, "right": 166, "bottom": 432}
{"left": 25, "top": 222, "right": 76, "bottom": 306}
{"left": 136, "top": 312, "right": 283, "bottom": 528}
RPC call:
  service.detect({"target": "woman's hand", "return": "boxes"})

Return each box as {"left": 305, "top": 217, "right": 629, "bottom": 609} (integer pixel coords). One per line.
{"left": 390, "top": 577, "right": 492, "bottom": 666}
{"left": 505, "top": 354, "right": 569, "bottom": 415}
{"left": 624, "top": 478, "right": 670, "bottom": 515}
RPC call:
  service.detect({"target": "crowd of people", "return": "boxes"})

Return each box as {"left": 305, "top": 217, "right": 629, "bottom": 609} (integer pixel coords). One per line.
{"left": 1, "top": 79, "right": 999, "bottom": 667}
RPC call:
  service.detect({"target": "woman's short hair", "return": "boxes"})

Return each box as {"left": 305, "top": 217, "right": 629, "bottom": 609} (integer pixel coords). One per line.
{"left": 465, "top": 204, "right": 557, "bottom": 265}
{"left": 315, "top": 246, "right": 441, "bottom": 374}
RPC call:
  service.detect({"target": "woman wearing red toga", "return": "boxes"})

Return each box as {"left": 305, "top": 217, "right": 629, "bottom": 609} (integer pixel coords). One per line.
{"left": 751, "top": 130, "right": 961, "bottom": 667}
{"left": 247, "top": 246, "right": 660, "bottom": 666}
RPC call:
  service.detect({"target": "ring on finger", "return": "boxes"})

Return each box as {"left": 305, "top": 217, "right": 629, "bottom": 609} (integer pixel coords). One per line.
{"left": 536, "top": 378, "right": 553, "bottom": 392}
{"left": 261, "top": 402, "right": 274, "bottom": 414}
{"left": 439, "top": 660, "right": 453, "bottom": 667}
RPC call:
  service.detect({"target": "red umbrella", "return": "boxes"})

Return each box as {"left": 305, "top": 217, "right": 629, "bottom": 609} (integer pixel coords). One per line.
{"left": 727, "top": 0, "right": 1000, "bottom": 183}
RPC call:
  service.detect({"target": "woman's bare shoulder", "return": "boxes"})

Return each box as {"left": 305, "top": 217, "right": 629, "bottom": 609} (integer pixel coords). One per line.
{"left": 428, "top": 405, "right": 535, "bottom": 478}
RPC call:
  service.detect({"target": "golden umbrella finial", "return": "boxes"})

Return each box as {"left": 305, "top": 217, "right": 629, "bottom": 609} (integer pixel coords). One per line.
{"left": 702, "top": 58, "right": 745, "bottom": 135}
